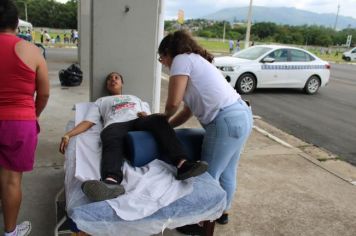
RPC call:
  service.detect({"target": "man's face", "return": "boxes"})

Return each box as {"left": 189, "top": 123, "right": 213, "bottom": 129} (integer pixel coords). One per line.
{"left": 106, "top": 73, "right": 123, "bottom": 95}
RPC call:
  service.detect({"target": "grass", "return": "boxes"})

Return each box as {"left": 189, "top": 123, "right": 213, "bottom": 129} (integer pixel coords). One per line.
{"left": 26, "top": 31, "right": 348, "bottom": 63}
{"left": 196, "top": 38, "right": 346, "bottom": 63}
{"left": 196, "top": 38, "right": 230, "bottom": 54}
{"left": 28, "top": 30, "right": 77, "bottom": 46}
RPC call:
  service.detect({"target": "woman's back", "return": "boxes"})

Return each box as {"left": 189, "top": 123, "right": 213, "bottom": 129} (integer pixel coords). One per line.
{"left": 0, "top": 33, "right": 40, "bottom": 120}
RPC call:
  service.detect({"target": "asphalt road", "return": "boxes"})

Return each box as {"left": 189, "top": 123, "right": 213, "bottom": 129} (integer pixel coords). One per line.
{"left": 48, "top": 48, "right": 356, "bottom": 166}
{"left": 242, "top": 63, "right": 356, "bottom": 165}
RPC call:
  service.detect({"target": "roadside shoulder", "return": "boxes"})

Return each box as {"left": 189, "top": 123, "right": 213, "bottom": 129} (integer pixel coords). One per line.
{"left": 253, "top": 117, "right": 356, "bottom": 185}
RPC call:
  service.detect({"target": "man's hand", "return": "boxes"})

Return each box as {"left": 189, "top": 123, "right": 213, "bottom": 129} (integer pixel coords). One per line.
{"left": 137, "top": 111, "right": 148, "bottom": 118}
{"left": 59, "top": 135, "right": 70, "bottom": 154}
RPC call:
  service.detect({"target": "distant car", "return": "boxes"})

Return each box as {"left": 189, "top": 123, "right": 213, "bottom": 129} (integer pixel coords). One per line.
{"left": 213, "top": 45, "right": 330, "bottom": 94}
{"left": 342, "top": 47, "right": 356, "bottom": 61}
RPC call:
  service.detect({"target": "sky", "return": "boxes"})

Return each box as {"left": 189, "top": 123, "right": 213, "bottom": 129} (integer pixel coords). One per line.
{"left": 56, "top": 0, "right": 355, "bottom": 19}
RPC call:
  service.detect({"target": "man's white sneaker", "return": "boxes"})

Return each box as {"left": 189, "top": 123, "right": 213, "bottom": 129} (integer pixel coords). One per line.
{"left": 16, "top": 221, "right": 31, "bottom": 236}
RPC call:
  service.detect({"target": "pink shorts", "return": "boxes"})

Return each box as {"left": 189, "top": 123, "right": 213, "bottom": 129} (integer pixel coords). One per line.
{"left": 0, "top": 120, "right": 39, "bottom": 172}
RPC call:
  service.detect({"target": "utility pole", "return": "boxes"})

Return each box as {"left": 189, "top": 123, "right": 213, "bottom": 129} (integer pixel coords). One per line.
{"left": 333, "top": 1, "right": 340, "bottom": 31}
{"left": 245, "top": 0, "right": 253, "bottom": 48}
{"left": 223, "top": 22, "right": 226, "bottom": 43}
{"left": 24, "top": 2, "right": 28, "bottom": 22}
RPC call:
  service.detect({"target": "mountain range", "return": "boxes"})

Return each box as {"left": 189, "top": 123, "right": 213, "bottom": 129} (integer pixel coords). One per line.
{"left": 203, "top": 6, "right": 356, "bottom": 29}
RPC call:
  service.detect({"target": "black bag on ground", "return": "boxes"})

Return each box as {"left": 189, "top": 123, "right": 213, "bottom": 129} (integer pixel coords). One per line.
{"left": 59, "top": 64, "right": 83, "bottom": 86}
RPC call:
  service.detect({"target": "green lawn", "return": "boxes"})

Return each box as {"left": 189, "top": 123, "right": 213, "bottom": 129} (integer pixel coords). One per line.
{"left": 196, "top": 38, "right": 345, "bottom": 63}
{"left": 31, "top": 30, "right": 76, "bottom": 47}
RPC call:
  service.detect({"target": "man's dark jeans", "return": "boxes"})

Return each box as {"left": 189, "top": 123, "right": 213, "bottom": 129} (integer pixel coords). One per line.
{"left": 100, "top": 114, "right": 187, "bottom": 183}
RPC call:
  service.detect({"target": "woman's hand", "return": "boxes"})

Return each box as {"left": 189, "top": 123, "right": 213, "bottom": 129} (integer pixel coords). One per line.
{"left": 59, "top": 135, "right": 70, "bottom": 154}
{"left": 58, "top": 121, "right": 95, "bottom": 155}
{"left": 137, "top": 111, "right": 148, "bottom": 118}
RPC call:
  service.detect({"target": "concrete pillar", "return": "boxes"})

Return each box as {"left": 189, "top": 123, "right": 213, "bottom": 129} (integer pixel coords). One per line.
{"left": 78, "top": 0, "right": 91, "bottom": 86}
{"left": 80, "top": 0, "right": 164, "bottom": 112}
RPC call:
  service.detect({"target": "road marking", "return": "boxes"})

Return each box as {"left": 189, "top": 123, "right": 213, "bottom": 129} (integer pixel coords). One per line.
{"left": 253, "top": 125, "right": 294, "bottom": 148}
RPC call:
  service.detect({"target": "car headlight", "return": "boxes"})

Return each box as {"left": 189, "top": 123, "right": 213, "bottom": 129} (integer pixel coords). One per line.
{"left": 216, "top": 66, "right": 239, "bottom": 72}
{"left": 233, "top": 65, "right": 240, "bottom": 71}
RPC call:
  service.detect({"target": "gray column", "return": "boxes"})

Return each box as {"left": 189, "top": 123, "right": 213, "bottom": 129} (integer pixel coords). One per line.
{"left": 80, "top": 0, "right": 164, "bottom": 112}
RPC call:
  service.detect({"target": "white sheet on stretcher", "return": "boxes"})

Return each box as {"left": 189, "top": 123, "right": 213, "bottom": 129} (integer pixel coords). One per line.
{"left": 72, "top": 102, "right": 193, "bottom": 221}
{"left": 64, "top": 103, "right": 226, "bottom": 235}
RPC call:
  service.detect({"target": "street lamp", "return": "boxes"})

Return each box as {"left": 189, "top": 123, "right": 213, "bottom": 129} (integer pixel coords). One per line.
{"left": 24, "top": 1, "right": 28, "bottom": 22}
{"left": 18, "top": 0, "right": 28, "bottom": 21}
{"left": 244, "top": 0, "right": 253, "bottom": 48}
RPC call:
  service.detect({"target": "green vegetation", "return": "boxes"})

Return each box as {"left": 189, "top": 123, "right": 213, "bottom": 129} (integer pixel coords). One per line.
{"left": 196, "top": 39, "right": 230, "bottom": 54}
{"left": 166, "top": 20, "right": 356, "bottom": 48}
{"left": 15, "top": 0, "right": 77, "bottom": 29}
{"left": 195, "top": 38, "right": 345, "bottom": 62}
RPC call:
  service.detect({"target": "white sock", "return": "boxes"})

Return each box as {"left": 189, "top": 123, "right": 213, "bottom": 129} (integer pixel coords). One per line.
{"left": 4, "top": 227, "right": 17, "bottom": 236}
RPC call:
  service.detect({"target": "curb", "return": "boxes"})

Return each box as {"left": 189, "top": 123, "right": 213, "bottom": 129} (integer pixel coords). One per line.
{"left": 253, "top": 123, "right": 356, "bottom": 186}
{"left": 328, "top": 60, "right": 356, "bottom": 65}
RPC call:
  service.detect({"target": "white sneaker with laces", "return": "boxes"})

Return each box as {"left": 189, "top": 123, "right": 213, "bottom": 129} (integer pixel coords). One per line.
{"left": 16, "top": 221, "right": 31, "bottom": 236}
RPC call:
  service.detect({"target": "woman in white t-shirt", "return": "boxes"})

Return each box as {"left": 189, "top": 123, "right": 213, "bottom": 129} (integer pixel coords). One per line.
{"left": 59, "top": 72, "right": 208, "bottom": 202}
{"left": 158, "top": 30, "right": 253, "bottom": 228}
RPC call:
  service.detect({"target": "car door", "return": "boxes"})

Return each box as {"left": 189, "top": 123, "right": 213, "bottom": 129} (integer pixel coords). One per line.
{"left": 287, "top": 49, "right": 315, "bottom": 87}
{"left": 259, "top": 48, "right": 290, "bottom": 87}
{"left": 351, "top": 48, "right": 356, "bottom": 60}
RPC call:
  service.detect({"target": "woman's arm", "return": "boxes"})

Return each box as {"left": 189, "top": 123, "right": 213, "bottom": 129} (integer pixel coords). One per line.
{"left": 169, "top": 105, "right": 193, "bottom": 128}
{"left": 35, "top": 50, "right": 50, "bottom": 118}
{"left": 59, "top": 121, "right": 95, "bottom": 154}
{"left": 165, "top": 75, "right": 188, "bottom": 119}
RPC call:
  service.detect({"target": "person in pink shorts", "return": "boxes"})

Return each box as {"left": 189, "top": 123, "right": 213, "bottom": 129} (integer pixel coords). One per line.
{"left": 0, "top": 0, "right": 49, "bottom": 235}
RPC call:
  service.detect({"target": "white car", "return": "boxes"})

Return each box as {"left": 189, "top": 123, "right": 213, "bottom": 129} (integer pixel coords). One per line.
{"left": 213, "top": 45, "right": 330, "bottom": 94}
{"left": 342, "top": 47, "right": 356, "bottom": 61}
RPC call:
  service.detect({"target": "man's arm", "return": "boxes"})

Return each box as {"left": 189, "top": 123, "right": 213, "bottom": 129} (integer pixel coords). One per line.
{"left": 59, "top": 121, "right": 95, "bottom": 154}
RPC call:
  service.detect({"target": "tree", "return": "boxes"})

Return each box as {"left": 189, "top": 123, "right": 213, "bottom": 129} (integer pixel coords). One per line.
{"left": 15, "top": 0, "right": 77, "bottom": 29}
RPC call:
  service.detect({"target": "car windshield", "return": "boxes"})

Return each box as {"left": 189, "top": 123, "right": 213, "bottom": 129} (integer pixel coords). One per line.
{"left": 233, "top": 46, "right": 272, "bottom": 60}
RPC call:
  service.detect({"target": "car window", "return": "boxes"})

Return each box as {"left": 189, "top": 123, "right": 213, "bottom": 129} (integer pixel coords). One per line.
{"left": 267, "top": 49, "right": 289, "bottom": 62}
{"left": 290, "top": 49, "right": 314, "bottom": 62}
{"left": 351, "top": 49, "right": 356, "bottom": 53}
{"left": 233, "top": 46, "right": 272, "bottom": 60}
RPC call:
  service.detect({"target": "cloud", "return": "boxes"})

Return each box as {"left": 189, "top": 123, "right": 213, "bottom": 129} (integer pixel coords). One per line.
{"left": 55, "top": 0, "right": 356, "bottom": 20}
{"left": 164, "top": 0, "right": 355, "bottom": 19}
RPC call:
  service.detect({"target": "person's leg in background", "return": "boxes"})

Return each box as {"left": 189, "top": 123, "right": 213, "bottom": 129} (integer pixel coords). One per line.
{"left": 0, "top": 168, "right": 22, "bottom": 233}
{"left": 0, "top": 120, "right": 37, "bottom": 235}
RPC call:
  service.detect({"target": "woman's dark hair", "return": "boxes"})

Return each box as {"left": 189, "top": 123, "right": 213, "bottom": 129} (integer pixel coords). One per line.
{"left": 158, "top": 30, "right": 214, "bottom": 63}
{"left": 0, "top": 0, "right": 19, "bottom": 31}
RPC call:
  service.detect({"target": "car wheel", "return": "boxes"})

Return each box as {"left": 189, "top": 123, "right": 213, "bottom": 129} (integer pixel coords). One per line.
{"left": 345, "top": 57, "right": 351, "bottom": 61}
{"left": 304, "top": 75, "right": 320, "bottom": 95}
{"left": 235, "top": 73, "right": 256, "bottom": 94}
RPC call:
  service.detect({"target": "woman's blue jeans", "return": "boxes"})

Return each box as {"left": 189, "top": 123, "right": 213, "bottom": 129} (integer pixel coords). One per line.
{"left": 202, "top": 99, "right": 253, "bottom": 211}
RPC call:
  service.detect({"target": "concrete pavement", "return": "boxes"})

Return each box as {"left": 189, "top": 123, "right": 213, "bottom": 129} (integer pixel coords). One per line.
{"left": 1, "top": 57, "right": 356, "bottom": 236}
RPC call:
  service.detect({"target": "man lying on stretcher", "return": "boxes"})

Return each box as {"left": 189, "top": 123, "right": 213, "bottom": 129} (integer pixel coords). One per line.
{"left": 59, "top": 72, "right": 208, "bottom": 202}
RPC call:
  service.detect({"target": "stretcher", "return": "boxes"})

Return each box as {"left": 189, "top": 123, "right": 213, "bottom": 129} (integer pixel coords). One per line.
{"left": 55, "top": 105, "right": 226, "bottom": 236}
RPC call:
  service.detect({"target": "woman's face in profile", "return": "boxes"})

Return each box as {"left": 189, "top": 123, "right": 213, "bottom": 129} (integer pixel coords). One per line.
{"left": 158, "top": 54, "right": 173, "bottom": 68}
{"left": 106, "top": 73, "right": 123, "bottom": 95}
